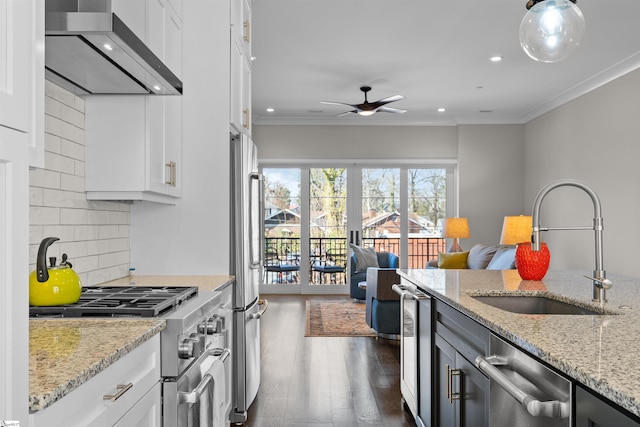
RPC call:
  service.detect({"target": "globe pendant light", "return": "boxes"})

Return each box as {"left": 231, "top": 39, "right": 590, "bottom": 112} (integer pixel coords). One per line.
{"left": 519, "top": 0, "right": 585, "bottom": 63}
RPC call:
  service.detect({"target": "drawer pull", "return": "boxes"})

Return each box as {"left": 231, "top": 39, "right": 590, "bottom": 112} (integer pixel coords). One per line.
{"left": 103, "top": 383, "right": 133, "bottom": 401}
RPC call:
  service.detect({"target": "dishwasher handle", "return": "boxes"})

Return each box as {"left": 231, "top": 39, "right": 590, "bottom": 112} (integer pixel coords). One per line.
{"left": 475, "top": 355, "right": 570, "bottom": 419}
{"left": 392, "top": 284, "right": 428, "bottom": 300}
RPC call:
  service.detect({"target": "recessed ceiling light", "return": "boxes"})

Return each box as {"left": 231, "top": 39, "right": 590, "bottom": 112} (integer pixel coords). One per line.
{"left": 103, "top": 44, "right": 113, "bottom": 51}
{"left": 437, "top": 108, "right": 446, "bottom": 113}
{"left": 266, "top": 108, "right": 275, "bottom": 112}
{"left": 490, "top": 56, "right": 503, "bottom": 62}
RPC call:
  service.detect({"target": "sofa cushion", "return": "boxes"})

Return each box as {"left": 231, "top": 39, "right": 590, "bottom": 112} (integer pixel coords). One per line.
{"left": 438, "top": 251, "right": 469, "bottom": 269}
{"left": 467, "top": 244, "right": 500, "bottom": 269}
{"left": 350, "top": 244, "right": 379, "bottom": 272}
{"left": 486, "top": 246, "right": 517, "bottom": 270}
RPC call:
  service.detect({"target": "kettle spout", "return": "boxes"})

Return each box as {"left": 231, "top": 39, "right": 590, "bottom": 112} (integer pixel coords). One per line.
{"left": 36, "top": 237, "right": 60, "bottom": 282}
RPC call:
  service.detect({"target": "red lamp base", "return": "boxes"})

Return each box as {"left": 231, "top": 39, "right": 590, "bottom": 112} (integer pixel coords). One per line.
{"left": 515, "top": 242, "right": 550, "bottom": 281}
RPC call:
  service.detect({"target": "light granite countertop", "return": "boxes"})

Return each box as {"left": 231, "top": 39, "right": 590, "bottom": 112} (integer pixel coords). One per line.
{"left": 397, "top": 268, "right": 640, "bottom": 418}
{"left": 29, "top": 319, "right": 165, "bottom": 411}
{"left": 29, "top": 275, "right": 234, "bottom": 412}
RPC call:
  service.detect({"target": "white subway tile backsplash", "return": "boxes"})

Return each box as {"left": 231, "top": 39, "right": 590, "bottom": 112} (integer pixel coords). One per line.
{"left": 60, "top": 138, "right": 84, "bottom": 161}
{"left": 60, "top": 173, "right": 85, "bottom": 193}
{"left": 44, "top": 151, "right": 75, "bottom": 175}
{"left": 30, "top": 168, "right": 61, "bottom": 190}
{"left": 99, "top": 251, "right": 130, "bottom": 269}
{"left": 29, "top": 187, "right": 44, "bottom": 206}
{"left": 59, "top": 102, "right": 84, "bottom": 129}
{"left": 30, "top": 83, "right": 131, "bottom": 285}
{"left": 60, "top": 208, "right": 89, "bottom": 225}
{"left": 30, "top": 206, "right": 61, "bottom": 225}
{"left": 44, "top": 115, "right": 83, "bottom": 145}
{"left": 43, "top": 188, "right": 88, "bottom": 209}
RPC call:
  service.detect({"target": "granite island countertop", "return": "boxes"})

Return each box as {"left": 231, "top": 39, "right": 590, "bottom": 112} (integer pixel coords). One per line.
{"left": 397, "top": 268, "right": 640, "bottom": 418}
{"left": 29, "top": 319, "right": 165, "bottom": 411}
{"left": 29, "top": 275, "right": 234, "bottom": 412}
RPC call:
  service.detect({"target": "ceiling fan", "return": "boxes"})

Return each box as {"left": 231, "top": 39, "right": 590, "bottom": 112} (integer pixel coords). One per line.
{"left": 321, "top": 86, "right": 407, "bottom": 117}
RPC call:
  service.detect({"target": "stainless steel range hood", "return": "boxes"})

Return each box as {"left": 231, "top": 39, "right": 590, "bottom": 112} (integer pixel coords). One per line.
{"left": 45, "top": 0, "right": 182, "bottom": 95}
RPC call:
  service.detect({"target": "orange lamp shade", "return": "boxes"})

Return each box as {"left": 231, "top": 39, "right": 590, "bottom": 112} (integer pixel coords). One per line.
{"left": 500, "top": 215, "right": 532, "bottom": 245}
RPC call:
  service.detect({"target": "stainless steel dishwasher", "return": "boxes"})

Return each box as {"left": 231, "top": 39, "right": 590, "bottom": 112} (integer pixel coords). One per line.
{"left": 392, "top": 282, "right": 430, "bottom": 426}
{"left": 475, "top": 334, "right": 571, "bottom": 427}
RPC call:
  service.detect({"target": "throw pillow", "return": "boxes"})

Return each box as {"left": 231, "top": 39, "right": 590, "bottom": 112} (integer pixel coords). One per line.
{"left": 350, "top": 244, "right": 379, "bottom": 272}
{"left": 467, "top": 244, "right": 500, "bottom": 269}
{"left": 438, "top": 251, "right": 469, "bottom": 269}
{"left": 486, "top": 246, "right": 517, "bottom": 270}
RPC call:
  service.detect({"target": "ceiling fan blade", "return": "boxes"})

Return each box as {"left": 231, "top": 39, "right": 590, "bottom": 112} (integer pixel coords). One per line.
{"left": 376, "top": 94, "right": 405, "bottom": 103}
{"left": 378, "top": 106, "right": 407, "bottom": 114}
{"left": 321, "top": 101, "right": 357, "bottom": 108}
{"left": 334, "top": 110, "right": 357, "bottom": 117}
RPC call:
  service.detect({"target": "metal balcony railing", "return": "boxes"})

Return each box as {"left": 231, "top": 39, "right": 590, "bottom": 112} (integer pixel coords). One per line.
{"left": 263, "top": 236, "right": 445, "bottom": 284}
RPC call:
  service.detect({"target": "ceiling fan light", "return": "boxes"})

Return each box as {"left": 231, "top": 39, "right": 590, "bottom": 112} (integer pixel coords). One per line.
{"left": 357, "top": 110, "right": 376, "bottom": 116}
{"left": 519, "top": 0, "right": 585, "bottom": 63}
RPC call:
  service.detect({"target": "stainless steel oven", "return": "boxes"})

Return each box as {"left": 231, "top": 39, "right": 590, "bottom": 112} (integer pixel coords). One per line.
{"left": 475, "top": 334, "right": 571, "bottom": 427}
{"left": 162, "top": 286, "right": 233, "bottom": 427}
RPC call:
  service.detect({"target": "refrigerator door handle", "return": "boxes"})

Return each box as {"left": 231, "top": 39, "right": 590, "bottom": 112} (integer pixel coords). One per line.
{"left": 249, "top": 172, "right": 263, "bottom": 269}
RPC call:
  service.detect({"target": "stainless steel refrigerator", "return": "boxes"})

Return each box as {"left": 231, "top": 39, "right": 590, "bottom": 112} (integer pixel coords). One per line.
{"left": 230, "top": 132, "right": 266, "bottom": 424}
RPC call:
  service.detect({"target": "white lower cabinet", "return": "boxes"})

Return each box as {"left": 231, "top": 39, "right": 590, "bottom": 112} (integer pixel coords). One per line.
{"left": 114, "top": 383, "right": 161, "bottom": 427}
{"left": 29, "top": 335, "right": 161, "bottom": 427}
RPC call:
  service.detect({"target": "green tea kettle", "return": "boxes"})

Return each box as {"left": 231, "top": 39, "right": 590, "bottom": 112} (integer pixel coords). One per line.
{"left": 29, "top": 237, "right": 82, "bottom": 306}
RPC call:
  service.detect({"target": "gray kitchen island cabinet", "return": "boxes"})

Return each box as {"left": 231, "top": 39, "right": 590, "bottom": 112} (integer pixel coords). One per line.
{"left": 576, "top": 385, "right": 640, "bottom": 427}
{"left": 432, "top": 299, "right": 490, "bottom": 426}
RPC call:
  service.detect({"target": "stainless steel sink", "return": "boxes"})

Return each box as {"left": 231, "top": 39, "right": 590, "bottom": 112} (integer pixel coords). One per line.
{"left": 471, "top": 295, "right": 607, "bottom": 315}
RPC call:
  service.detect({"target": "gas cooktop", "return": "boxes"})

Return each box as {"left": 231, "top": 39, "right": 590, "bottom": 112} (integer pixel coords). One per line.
{"left": 29, "top": 286, "right": 199, "bottom": 318}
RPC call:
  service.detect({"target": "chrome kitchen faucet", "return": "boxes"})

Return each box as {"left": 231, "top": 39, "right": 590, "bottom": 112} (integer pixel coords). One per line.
{"left": 531, "top": 179, "right": 612, "bottom": 303}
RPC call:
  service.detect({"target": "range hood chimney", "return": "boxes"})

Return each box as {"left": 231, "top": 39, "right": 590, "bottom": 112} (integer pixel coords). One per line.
{"left": 45, "top": 0, "right": 183, "bottom": 95}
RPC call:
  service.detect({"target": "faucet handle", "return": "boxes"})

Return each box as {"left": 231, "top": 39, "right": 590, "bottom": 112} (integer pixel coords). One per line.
{"left": 584, "top": 274, "right": 613, "bottom": 289}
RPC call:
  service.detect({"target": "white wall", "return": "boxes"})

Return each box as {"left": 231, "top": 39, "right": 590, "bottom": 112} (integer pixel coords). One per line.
{"left": 253, "top": 123, "right": 526, "bottom": 248}
{"left": 29, "top": 81, "right": 131, "bottom": 286}
{"left": 524, "top": 68, "right": 640, "bottom": 278}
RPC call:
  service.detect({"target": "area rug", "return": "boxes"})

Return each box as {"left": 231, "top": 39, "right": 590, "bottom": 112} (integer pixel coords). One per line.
{"left": 305, "top": 300, "right": 377, "bottom": 337}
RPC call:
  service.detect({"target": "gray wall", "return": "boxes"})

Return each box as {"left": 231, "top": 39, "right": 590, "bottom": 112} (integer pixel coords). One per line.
{"left": 253, "top": 123, "right": 526, "bottom": 248}
{"left": 524, "top": 68, "right": 640, "bottom": 278}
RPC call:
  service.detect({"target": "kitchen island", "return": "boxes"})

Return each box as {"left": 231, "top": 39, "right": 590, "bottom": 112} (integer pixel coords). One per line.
{"left": 398, "top": 268, "right": 640, "bottom": 422}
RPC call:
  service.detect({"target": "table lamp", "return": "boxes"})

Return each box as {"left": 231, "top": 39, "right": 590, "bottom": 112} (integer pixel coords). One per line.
{"left": 444, "top": 217, "right": 470, "bottom": 252}
{"left": 500, "top": 215, "right": 532, "bottom": 245}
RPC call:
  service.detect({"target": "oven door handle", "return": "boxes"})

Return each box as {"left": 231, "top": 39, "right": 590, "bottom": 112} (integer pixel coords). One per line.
{"left": 475, "top": 355, "right": 570, "bottom": 419}
{"left": 178, "top": 348, "right": 231, "bottom": 405}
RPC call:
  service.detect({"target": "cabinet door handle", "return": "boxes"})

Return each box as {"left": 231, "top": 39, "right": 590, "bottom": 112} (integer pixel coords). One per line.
{"left": 243, "top": 108, "right": 250, "bottom": 129}
{"left": 243, "top": 20, "right": 251, "bottom": 43}
{"left": 450, "top": 368, "right": 462, "bottom": 402}
{"left": 165, "top": 161, "right": 177, "bottom": 187}
{"left": 446, "top": 365, "right": 462, "bottom": 404}
{"left": 103, "top": 383, "right": 133, "bottom": 401}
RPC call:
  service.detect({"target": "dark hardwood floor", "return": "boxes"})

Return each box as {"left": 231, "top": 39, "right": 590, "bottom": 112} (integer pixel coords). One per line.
{"left": 244, "top": 294, "right": 417, "bottom": 427}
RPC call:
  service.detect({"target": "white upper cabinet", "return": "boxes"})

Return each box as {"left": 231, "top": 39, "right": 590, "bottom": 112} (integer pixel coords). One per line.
{"left": 84, "top": 0, "right": 183, "bottom": 204}
{"left": 0, "top": 0, "right": 44, "bottom": 168}
{"left": 230, "top": 0, "right": 252, "bottom": 136}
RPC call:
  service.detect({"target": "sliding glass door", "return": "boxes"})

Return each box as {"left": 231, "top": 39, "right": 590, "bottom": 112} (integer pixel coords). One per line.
{"left": 261, "top": 163, "right": 454, "bottom": 294}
